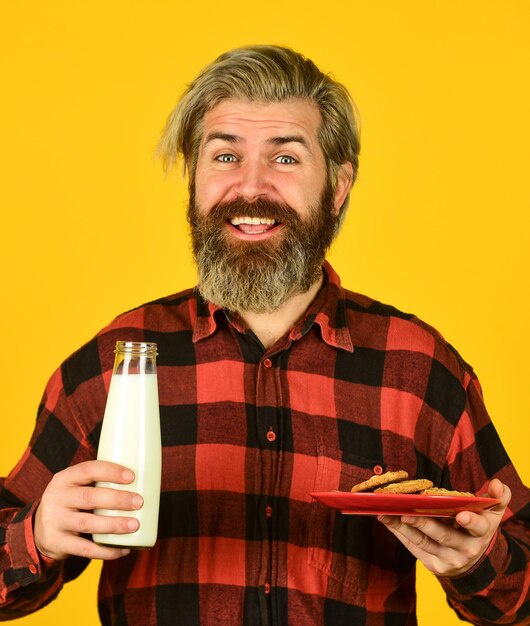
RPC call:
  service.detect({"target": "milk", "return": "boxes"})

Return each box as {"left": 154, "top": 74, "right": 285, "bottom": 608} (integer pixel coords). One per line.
{"left": 93, "top": 372, "right": 161, "bottom": 548}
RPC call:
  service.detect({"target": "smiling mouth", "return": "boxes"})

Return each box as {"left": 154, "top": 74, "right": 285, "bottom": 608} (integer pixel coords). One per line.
{"left": 229, "top": 216, "right": 280, "bottom": 235}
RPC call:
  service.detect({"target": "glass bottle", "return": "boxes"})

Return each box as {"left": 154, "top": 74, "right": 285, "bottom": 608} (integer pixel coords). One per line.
{"left": 93, "top": 341, "right": 161, "bottom": 548}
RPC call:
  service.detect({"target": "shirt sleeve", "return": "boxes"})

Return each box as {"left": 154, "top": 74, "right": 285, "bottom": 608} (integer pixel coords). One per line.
{"left": 0, "top": 366, "right": 93, "bottom": 617}
{"left": 438, "top": 374, "right": 530, "bottom": 625}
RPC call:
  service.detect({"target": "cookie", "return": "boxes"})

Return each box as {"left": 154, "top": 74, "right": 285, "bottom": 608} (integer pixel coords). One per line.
{"left": 420, "top": 487, "right": 475, "bottom": 497}
{"left": 375, "top": 479, "right": 434, "bottom": 494}
{"left": 350, "top": 470, "right": 409, "bottom": 493}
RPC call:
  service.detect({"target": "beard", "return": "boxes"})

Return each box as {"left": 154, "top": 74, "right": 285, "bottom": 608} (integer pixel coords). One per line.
{"left": 187, "top": 182, "right": 339, "bottom": 313}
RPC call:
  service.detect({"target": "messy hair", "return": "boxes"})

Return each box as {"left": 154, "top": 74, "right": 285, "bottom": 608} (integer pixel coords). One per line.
{"left": 157, "top": 45, "right": 360, "bottom": 215}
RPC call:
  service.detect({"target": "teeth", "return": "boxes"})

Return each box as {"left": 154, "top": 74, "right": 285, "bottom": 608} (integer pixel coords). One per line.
{"left": 230, "top": 216, "right": 275, "bottom": 226}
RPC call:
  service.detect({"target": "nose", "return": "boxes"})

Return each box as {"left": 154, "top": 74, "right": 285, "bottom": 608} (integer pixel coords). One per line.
{"left": 234, "top": 159, "right": 271, "bottom": 202}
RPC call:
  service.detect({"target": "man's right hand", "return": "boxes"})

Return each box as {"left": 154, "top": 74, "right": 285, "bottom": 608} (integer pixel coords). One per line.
{"left": 34, "top": 460, "right": 143, "bottom": 561}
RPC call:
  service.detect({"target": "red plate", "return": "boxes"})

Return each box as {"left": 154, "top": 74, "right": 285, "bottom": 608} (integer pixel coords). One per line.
{"left": 310, "top": 491, "right": 499, "bottom": 518}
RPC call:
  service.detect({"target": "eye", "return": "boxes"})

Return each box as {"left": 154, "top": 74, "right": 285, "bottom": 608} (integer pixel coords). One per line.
{"left": 216, "top": 154, "right": 238, "bottom": 163}
{"left": 275, "top": 155, "right": 297, "bottom": 165}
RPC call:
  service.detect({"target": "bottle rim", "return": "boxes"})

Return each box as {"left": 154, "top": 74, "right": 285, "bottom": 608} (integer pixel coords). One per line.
{"left": 114, "top": 341, "right": 158, "bottom": 355}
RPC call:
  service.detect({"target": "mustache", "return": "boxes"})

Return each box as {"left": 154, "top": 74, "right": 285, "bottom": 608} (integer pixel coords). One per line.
{"left": 190, "top": 197, "right": 302, "bottom": 227}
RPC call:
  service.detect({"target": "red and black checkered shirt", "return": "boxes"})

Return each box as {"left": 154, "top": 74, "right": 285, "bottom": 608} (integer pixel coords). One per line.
{"left": 1, "top": 262, "right": 529, "bottom": 625}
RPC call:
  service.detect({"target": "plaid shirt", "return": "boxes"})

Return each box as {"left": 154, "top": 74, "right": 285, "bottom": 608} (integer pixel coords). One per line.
{"left": 1, "top": 262, "right": 529, "bottom": 625}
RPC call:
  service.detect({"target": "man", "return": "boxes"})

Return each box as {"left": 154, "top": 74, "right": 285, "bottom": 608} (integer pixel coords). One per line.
{"left": 0, "top": 45, "right": 528, "bottom": 625}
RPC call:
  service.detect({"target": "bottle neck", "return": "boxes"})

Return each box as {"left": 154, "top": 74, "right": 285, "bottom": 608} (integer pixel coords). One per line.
{"left": 113, "top": 341, "right": 158, "bottom": 375}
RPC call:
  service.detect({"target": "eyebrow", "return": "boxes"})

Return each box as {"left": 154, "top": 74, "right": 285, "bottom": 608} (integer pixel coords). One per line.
{"left": 203, "top": 132, "right": 310, "bottom": 150}
{"left": 266, "top": 135, "right": 309, "bottom": 148}
{"left": 204, "top": 132, "right": 241, "bottom": 145}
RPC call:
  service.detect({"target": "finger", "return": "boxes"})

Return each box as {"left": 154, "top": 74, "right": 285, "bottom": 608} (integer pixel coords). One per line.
{"left": 56, "top": 460, "right": 135, "bottom": 487}
{"left": 378, "top": 515, "right": 445, "bottom": 557}
{"left": 454, "top": 481, "right": 511, "bottom": 537}
{"left": 486, "top": 479, "right": 511, "bottom": 509}
{"left": 454, "top": 510, "right": 492, "bottom": 538}
{"left": 60, "top": 534, "right": 132, "bottom": 561}
{"left": 399, "top": 515, "right": 469, "bottom": 550}
{"left": 69, "top": 486, "right": 143, "bottom": 512}
{"left": 63, "top": 511, "right": 140, "bottom": 535}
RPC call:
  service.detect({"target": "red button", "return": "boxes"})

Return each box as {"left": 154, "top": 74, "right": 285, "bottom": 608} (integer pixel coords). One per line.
{"left": 265, "top": 505, "right": 273, "bottom": 518}
{"left": 266, "top": 428, "right": 276, "bottom": 442}
{"left": 263, "top": 358, "right": 272, "bottom": 368}
{"left": 373, "top": 465, "right": 384, "bottom": 475}
{"left": 28, "top": 564, "right": 38, "bottom": 575}
{"left": 264, "top": 583, "right": 271, "bottom": 594}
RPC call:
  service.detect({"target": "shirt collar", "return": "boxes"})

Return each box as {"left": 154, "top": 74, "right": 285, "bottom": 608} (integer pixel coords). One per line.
{"left": 192, "top": 291, "right": 224, "bottom": 343}
{"left": 192, "top": 260, "right": 354, "bottom": 352}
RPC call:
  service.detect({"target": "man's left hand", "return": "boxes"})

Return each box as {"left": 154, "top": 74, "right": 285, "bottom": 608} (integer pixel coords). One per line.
{"left": 378, "top": 478, "right": 511, "bottom": 577}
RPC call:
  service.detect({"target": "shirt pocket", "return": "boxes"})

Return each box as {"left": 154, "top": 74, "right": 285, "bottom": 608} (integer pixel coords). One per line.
{"left": 307, "top": 445, "right": 396, "bottom": 597}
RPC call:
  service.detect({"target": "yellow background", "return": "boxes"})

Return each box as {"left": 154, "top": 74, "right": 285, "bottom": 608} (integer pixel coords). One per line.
{"left": 1, "top": 1, "right": 529, "bottom": 624}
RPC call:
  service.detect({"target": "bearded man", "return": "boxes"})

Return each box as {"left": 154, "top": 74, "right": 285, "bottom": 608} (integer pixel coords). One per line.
{"left": 0, "top": 46, "right": 529, "bottom": 626}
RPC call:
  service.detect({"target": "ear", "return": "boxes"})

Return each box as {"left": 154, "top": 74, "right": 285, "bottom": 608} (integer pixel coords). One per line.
{"left": 332, "top": 162, "right": 354, "bottom": 216}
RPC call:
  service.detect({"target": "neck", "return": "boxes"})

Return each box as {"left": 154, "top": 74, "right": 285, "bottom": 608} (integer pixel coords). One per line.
{"left": 238, "top": 273, "right": 324, "bottom": 350}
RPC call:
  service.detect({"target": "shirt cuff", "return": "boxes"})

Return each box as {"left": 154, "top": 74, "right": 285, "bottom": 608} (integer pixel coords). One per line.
{"left": 37, "top": 551, "right": 57, "bottom": 570}
{"left": 5, "top": 501, "right": 46, "bottom": 587}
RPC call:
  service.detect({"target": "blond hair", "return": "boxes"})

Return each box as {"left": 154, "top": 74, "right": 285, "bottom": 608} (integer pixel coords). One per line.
{"left": 158, "top": 45, "right": 360, "bottom": 213}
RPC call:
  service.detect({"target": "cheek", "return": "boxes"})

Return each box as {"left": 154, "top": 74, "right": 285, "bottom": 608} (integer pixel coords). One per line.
{"left": 194, "top": 171, "right": 235, "bottom": 209}
{"left": 290, "top": 185, "right": 325, "bottom": 215}
{"left": 278, "top": 167, "right": 326, "bottom": 204}
{"left": 193, "top": 179, "right": 215, "bottom": 211}
{"left": 269, "top": 174, "right": 308, "bottom": 205}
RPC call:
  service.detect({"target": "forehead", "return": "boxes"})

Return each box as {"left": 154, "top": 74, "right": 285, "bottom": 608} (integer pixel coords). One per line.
{"left": 200, "top": 98, "right": 323, "bottom": 143}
